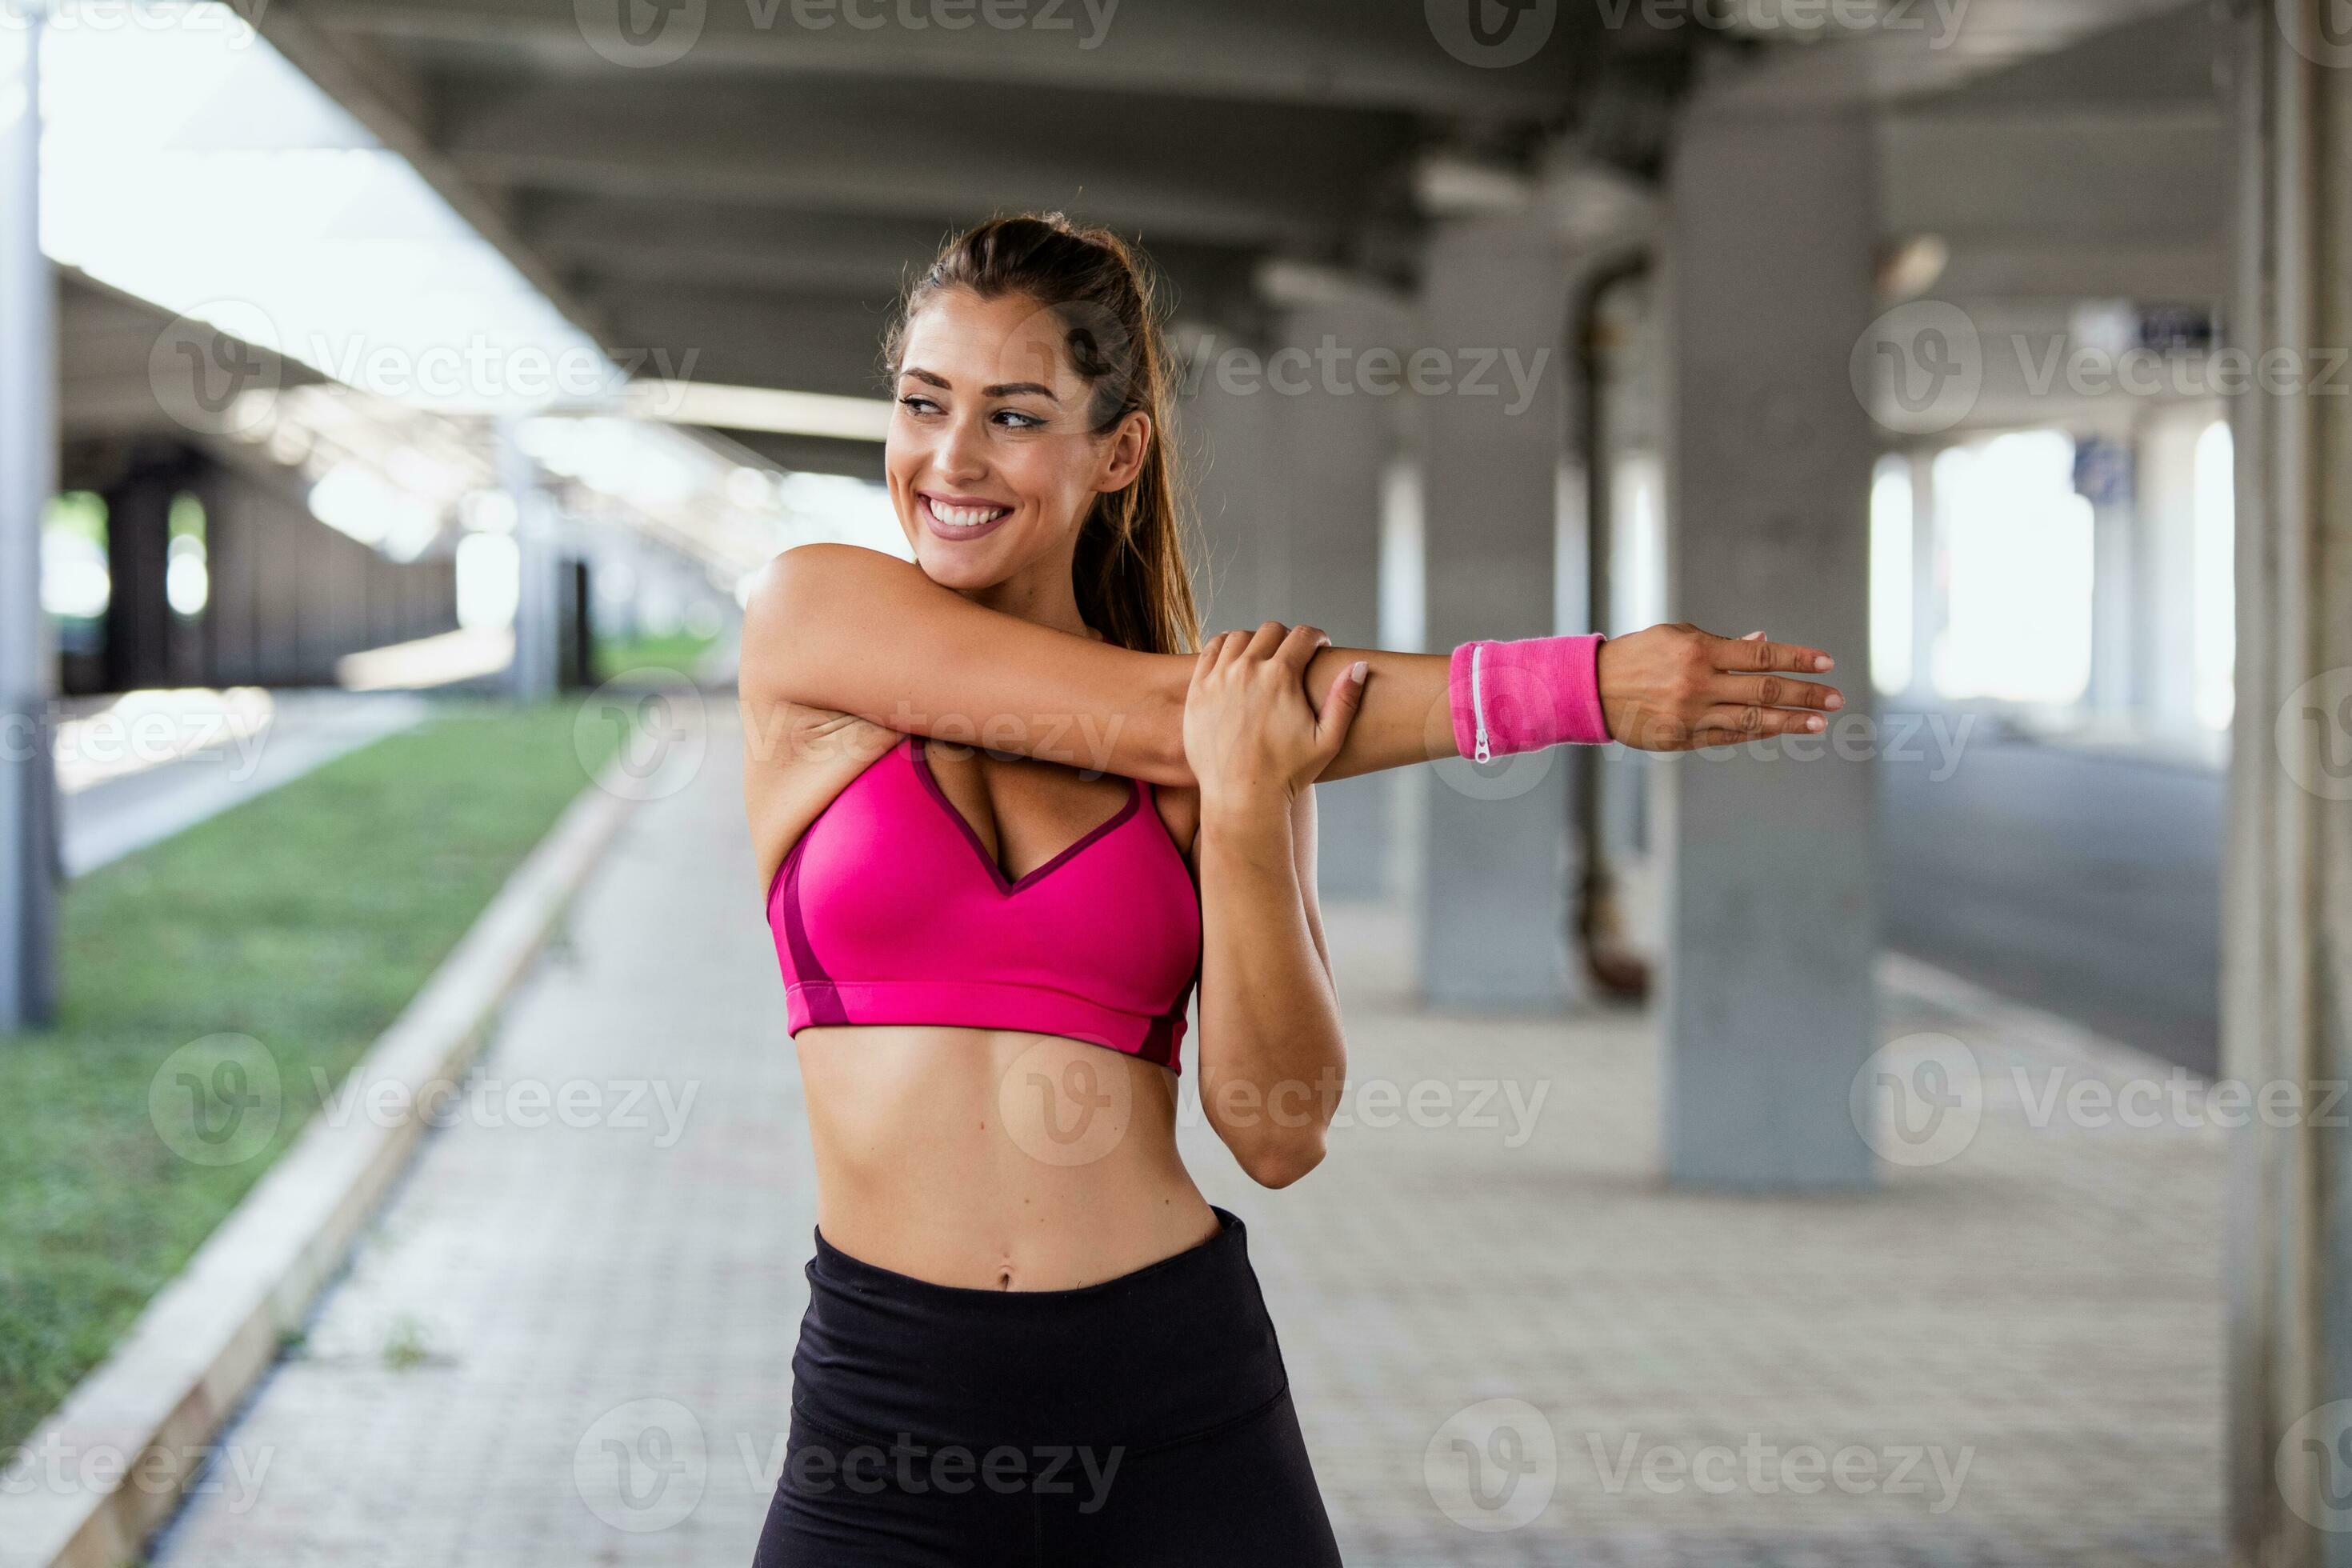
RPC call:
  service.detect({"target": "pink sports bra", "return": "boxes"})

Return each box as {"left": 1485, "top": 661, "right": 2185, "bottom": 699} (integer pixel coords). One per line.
{"left": 766, "top": 734, "right": 1203, "bottom": 1072}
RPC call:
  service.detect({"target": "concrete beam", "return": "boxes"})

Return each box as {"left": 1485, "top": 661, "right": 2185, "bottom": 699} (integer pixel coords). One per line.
{"left": 295, "top": 0, "right": 1590, "bottom": 115}
{"left": 434, "top": 71, "right": 1411, "bottom": 250}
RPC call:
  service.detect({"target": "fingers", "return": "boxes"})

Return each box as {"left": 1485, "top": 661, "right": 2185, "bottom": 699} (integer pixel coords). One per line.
{"left": 1692, "top": 704, "right": 1829, "bottom": 742}
{"left": 1313, "top": 659, "right": 1369, "bottom": 755}
{"left": 1704, "top": 631, "right": 1835, "bottom": 675}
{"left": 1709, "top": 673, "right": 1844, "bottom": 715}
{"left": 1273, "top": 622, "right": 1329, "bottom": 683}
{"left": 1245, "top": 619, "right": 1290, "bottom": 661}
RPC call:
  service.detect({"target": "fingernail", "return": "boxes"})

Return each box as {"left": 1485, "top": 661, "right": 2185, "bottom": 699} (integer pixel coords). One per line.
{"left": 1814, "top": 656, "right": 1834, "bottom": 671}
{"left": 1826, "top": 693, "right": 1844, "bottom": 710}
{"left": 1743, "top": 630, "right": 1766, "bottom": 640}
{"left": 1808, "top": 716, "right": 1826, "bottom": 732}
{"left": 1350, "top": 660, "right": 1368, "bottom": 682}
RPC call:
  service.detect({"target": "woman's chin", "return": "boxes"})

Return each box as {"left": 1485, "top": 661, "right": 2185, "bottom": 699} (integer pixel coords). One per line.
{"left": 912, "top": 539, "right": 1006, "bottom": 590}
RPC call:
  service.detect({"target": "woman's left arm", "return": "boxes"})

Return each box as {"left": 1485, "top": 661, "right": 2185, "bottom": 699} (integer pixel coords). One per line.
{"left": 1185, "top": 625, "right": 1361, "bottom": 1189}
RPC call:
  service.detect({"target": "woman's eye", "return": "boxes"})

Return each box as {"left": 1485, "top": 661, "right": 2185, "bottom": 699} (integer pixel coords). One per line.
{"left": 994, "top": 409, "right": 1046, "bottom": 430}
{"left": 898, "top": 395, "right": 939, "bottom": 415}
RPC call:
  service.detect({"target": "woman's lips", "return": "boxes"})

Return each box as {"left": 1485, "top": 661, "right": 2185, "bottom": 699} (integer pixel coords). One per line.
{"left": 920, "top": 493, "right": 1014, "bottom": 542}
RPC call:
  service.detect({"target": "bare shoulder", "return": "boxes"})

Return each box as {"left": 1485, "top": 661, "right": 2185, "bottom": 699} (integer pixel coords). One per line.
{"left": 743, "top": 545, "right": 918, "bottom": 648}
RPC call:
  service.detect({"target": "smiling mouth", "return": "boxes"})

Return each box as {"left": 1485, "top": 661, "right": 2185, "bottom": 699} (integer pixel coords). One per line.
{"left": 920, "top": 494, "right": 1014, "bottom": 535}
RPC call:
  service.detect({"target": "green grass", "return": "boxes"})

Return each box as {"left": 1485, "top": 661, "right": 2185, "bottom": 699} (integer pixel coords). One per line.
{"left": 0, "top": 701, "right": 617, "bottom": 1452}
{"left": 595, "top": 630, "right": 718, "bottom": 686}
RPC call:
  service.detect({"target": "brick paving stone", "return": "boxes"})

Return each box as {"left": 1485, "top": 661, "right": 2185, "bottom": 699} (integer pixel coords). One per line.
{"left": 149, "top": 708, "right": 2223, "bottom": 1567}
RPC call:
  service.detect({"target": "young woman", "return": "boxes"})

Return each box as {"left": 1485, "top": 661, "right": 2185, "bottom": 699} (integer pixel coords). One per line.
{"left": 738, "top": 214, "right": 1842, "bottom": 1565}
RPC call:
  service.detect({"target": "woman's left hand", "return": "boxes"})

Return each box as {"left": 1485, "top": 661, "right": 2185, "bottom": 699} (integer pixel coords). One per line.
{"left": 1184, "top": 621, "right": 1367, "bottom": 816}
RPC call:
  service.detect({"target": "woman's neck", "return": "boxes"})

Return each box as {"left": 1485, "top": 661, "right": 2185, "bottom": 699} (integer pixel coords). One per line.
{"left": 962, "top": 548, "right": 1096, "bottom": 640}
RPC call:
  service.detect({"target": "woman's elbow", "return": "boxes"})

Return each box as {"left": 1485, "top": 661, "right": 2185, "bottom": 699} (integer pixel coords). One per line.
{"left": 1233, "top": 1128, "right": 1328, "bottom": 1190}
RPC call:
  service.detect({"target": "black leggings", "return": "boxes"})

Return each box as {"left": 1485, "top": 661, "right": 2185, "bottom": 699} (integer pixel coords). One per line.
{"left": 752, "top": 1206, "right": 1342, "bottom": 1566}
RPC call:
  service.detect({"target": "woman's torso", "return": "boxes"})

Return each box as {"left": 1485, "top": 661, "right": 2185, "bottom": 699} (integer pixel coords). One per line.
{"left": 745, "top": 701, "right": 1217, "bottom": 1290}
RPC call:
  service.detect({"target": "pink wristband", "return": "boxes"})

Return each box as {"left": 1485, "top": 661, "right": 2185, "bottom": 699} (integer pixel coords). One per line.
{"left": 1447, "top": 635, "right": 1612, "bottom": 760}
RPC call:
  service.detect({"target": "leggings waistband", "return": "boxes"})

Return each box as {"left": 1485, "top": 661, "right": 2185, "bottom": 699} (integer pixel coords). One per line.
{"left": 792, "top": 1207, "right": 1288, "bottom": 1453}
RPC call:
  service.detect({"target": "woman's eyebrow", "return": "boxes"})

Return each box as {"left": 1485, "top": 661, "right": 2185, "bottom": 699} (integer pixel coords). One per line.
{"left": 901, "top": 367, "right": 949, "bottom": 389}
{"left": 983, "top": 381, "right": 1058, "bottom": 401}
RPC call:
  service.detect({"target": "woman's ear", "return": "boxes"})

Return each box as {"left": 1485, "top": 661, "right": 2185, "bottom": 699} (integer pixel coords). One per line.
{"left": 1094, "top": 410, "right": 1152, "bottom": 494}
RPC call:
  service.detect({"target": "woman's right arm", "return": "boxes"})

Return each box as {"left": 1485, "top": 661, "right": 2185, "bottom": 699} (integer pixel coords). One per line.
{"left": 738, "top": 544, "right": 1843, "bottom": 784}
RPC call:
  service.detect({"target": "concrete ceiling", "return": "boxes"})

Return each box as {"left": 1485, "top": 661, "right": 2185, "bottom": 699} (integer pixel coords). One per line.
{"left": 244, "top": 0, "right": 2228, "bottom": 474}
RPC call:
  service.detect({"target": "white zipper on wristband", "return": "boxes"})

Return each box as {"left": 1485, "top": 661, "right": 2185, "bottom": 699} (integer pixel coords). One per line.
{"left": 1470, "top": 642, "right": 1493, "bottom": 764}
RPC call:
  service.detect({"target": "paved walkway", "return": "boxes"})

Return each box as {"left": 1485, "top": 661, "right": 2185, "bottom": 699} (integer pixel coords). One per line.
{"left": 60, "top": 689, "right": 430, "bottom": 877}
{"left": 150, "top": 706, "right": 2222, "bottom": 1567}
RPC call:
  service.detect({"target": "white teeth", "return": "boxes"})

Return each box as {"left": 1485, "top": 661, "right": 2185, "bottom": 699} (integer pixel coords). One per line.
{"left": 929, "top": 498, "right": 1008, "bottom": 530}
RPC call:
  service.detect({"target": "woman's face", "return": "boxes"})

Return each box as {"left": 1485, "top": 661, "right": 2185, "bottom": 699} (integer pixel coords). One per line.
{"left": 886, "top": 288, "right": 1147, "bottom": 598}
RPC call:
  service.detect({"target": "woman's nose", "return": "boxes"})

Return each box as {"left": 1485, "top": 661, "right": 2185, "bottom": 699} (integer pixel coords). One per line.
{"left": 937, "top": 413, "right": 990, "bottom": 481}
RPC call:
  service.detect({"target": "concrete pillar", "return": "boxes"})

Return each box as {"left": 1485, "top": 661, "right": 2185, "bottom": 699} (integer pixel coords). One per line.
{"left": 0, "top": 16, "right": 55, "bottom": 1029}
{"left": 1272, "top": 301, "right": 1404, "bottom": 898}
{"left": 2223, "top": 6, "right": 2352, "bottom": 1559}
{"left": 1660, "top": 100, "right": 1879, "bottom": 1189}
{"left": 1906, "top": 450, "right": 1940, "bottom": 705}
{"left": 103, "top": 470, "right": 172, "bottom": 693}
{"left": 1414, "top": 214, "right": 1580, "bottom": 1009}
{"left": 1176, "top": 331, "right": 1281, "bottom": 636}
{"left": 498, "top": 422, "right": 561, "bottom": 703}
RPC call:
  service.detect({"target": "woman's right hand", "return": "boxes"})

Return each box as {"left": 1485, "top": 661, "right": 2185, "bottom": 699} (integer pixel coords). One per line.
{"left": 1182, "top": 622, "right": 1366, "bottom": 818}
{"left": 1595, "top": 625, "right": 1844, "bottom": 752}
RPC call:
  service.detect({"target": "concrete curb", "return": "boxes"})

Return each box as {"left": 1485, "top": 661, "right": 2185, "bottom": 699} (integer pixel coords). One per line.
{"left": 0, "top": 769, "right": 640, "bottom": 1568}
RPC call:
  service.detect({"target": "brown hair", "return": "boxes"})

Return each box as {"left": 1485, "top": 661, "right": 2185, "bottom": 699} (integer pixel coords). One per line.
{"left": 885, "top": 214, "right": 1201, "bottom": 656}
